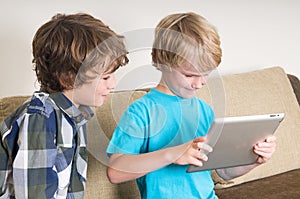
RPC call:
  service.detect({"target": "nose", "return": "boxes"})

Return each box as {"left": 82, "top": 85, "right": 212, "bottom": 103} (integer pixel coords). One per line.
{"left": 191, "top": 76, "right": 207, "bottom": 89}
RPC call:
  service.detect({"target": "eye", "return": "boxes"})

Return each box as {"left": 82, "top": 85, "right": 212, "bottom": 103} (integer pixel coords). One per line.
{"left": 182, "top": 73, "right": 194, "bottom": 78}
{"left": 102, "top": 75, "right": 111, "bottom": 80}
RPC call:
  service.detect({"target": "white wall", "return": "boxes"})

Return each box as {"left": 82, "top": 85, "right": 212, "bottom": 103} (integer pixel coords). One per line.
{"left": 1, "top": 0, "right": 299, "bottom": 97}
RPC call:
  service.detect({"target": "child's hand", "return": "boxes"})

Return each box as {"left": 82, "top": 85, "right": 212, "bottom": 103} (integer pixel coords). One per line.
{"left": 173, "top": 136, "right": 213, "bottom": 167}
{"left": 253, "top": 135, "right": 276, "bottom": 164}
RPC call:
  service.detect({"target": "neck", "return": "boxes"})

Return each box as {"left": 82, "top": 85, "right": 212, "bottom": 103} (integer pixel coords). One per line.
{"left": 62, "top": 90, "right": 79, "bottom": 107}
{"left": 155, "top": 81, "right": 175, "bottom": 96}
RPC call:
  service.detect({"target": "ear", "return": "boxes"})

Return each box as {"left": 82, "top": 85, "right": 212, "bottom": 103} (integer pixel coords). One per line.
{"left": 158, "top": 64, "right": 173, "bottom": 73}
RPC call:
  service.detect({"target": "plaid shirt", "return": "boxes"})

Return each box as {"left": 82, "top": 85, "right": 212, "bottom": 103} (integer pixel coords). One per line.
{"left": 0, "top": 92, "right": 93, "bottom": 199}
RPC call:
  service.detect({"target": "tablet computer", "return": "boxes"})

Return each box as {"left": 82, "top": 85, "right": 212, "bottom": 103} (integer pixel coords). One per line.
{"left": 186, "top": 113, "right": 285, "bottom": 173}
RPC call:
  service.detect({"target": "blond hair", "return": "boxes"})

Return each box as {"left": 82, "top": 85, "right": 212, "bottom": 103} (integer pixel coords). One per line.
{"left": 152, "top": 12, "right": 222, "bottom": 72}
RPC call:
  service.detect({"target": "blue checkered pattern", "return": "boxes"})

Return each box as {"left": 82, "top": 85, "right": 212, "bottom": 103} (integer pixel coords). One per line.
{"left": 0, "top": 91, "right": 93, "bottom": 199}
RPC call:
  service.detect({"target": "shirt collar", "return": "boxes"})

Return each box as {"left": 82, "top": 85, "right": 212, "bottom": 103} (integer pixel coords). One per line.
{"left": 48, "top": 92, "right": 94, "bottom": 126}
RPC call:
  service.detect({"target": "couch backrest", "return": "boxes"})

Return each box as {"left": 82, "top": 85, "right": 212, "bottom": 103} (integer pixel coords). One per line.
{"left": 288, "top": 74, "right": 300, "bottom": 105}
{"left": 204, "top": 67, "right": 300, "bottom": 188}
{"left": 0, "top": 96, "right": 30, "bottom": 121}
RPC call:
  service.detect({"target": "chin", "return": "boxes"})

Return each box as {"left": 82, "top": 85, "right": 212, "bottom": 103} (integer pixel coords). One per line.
{"left": 178, "top": 90, "right": 195, "bottom": 99}
{"left": 94, "top": 101, "right": 104, "bottom": 107}
{"left": 185, "top": 89, "right": 197, "bottom": 98}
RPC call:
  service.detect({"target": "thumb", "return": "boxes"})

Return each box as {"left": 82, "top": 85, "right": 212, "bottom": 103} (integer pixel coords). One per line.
{"left": 193, "top": 136, "right": 207, "bottom": 143}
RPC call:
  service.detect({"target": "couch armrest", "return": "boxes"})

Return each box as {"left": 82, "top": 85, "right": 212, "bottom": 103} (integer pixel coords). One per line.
{"left": 288, "top": 74, "right": 300, "bottom": 106}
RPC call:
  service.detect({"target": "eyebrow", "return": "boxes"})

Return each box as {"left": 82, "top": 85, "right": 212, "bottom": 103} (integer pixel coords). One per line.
{"left": 181, "top": 70, "right": 209, "bottom": 77}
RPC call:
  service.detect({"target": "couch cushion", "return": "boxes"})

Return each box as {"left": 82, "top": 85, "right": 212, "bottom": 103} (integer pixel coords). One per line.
{"left": 215, "top": 168, "right": 300, "bottom": 199}
{"left": 196, "top": 66, "right": 300, "bottom": 188}
{"left": 85, "top": 90, "right": 146, "bottom": 199}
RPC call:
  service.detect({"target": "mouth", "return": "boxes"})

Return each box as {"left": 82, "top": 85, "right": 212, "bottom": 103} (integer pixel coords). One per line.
{"left": 101, "top": 93, "right": 110, "bottom": 97}
{"left": 185, "top": 87, "right": 197, "bottom": 92}
{"left": 183, "top": 88, "right": 198, "bottom": 97}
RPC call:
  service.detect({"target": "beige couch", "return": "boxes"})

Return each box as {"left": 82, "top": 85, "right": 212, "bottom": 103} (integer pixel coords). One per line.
{"left": 1, "top": 66, "right": 299, "bottom": 198}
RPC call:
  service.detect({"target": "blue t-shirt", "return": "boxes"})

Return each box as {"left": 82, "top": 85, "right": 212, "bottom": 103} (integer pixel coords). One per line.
{"left": 107, "top": 88, "right": 217, "bottom": 199}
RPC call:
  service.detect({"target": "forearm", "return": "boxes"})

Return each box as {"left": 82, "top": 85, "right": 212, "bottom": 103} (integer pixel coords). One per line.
{"left": 216, "top": 163, "right": 259, "bottom": 181}
{"left": 107, "top": 136, "right": 212, "bottom": 183}
{"left": 107, "top": 146, "right": 180, "bottom": 183}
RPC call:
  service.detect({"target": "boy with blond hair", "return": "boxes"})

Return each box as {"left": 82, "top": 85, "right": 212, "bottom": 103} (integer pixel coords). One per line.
{"left": 106, "top": 12, "right": 276, "bottom": 198}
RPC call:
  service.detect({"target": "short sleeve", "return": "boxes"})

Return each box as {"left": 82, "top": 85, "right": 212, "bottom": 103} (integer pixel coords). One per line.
{"left": 107, "top": 102, "right": 149, "bottom": 155}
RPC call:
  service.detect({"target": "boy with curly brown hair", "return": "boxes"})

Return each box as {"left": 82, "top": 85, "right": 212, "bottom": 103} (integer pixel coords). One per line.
{"left": 0, "top": 13, "right": 128, "bottom": 199}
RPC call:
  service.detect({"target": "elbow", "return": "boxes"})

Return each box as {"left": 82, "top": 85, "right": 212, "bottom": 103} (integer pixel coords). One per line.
{"left": 106, "top": 154, "right": 128, "bottom": 184}
{"left": 106, "top": 167, "right": 123, "bottom": 184}
{"left": 215, "top": 169, "right": 232, "bottom": 181}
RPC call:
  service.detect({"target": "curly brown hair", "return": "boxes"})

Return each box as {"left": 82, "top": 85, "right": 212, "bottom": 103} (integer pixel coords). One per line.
{"left": 32, "top": 13, "right": 128, "bottom": 93}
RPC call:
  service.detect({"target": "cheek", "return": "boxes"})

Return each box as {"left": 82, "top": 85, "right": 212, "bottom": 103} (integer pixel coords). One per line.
{"left": 82, "top": 83, "right": 97, "bottom": 95}
{"left": 175, "top": 76, "right": 190, "bottom": 87}
{"left": 95, "top": 85, "right": 103, "bottom": 94}
{"left": 95, "top": 80, "right": 106, "bottom": 93}
{"left": 165, "top": 72, "right": 180, "bottom": 84}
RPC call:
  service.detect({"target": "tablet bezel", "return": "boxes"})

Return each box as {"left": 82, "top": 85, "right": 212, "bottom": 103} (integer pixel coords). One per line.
{"left": 186, "top": 113, "right": 285, "bottom": 173}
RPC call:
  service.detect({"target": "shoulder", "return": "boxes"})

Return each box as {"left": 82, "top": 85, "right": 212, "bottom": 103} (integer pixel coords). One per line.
{"left": 194, "top": 97, "right": 213, "bottom": 110}
{"left": 0, "top": 100, "right": 29, "bottom": 135}
{"left": 1, "top": 92, "right": 56, "bottom": 127}
{"left": 0, "top": 92, "right": 58, "bottom": 140}
{"left": 125, "top": 89, "right": 170, "bottom": 120}
{"left": 27, "top": 92, "right": 57, "bottom": 118}
{"left": 116, "top": 92, "right": 158, "bottom": 128}
{"left": 127, "top": 91, "right": 156, "bottom": 111}
{"left": 194, "top": 97, "right": 215, "bottom": 120}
